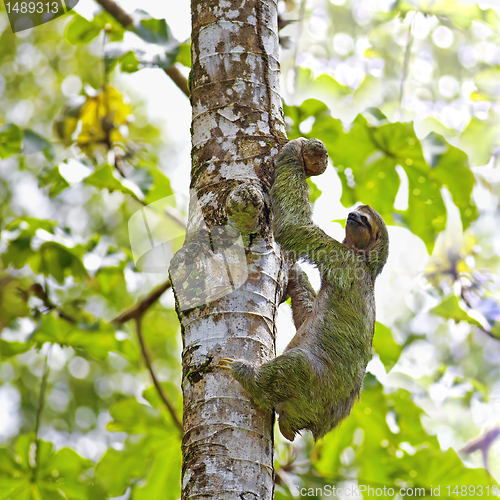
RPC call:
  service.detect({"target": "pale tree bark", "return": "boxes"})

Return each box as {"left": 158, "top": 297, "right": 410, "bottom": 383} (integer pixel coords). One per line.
{"left": 171, "top": 0, "right": 287, "bottom": 498}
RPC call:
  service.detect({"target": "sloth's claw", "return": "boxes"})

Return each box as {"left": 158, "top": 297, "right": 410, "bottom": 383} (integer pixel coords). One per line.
{"left": 219, "top": 358, "right": 234, "bottom": 370}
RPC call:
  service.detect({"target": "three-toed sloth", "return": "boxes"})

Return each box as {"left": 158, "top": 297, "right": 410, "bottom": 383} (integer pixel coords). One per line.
{"left": 222, "top": 138, "right": 389, "bottom": 441}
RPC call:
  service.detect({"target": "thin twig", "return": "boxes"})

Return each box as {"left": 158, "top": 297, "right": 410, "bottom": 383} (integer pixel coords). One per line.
{"left": 30, "top": 283, "right": 76, "bottom": 323}
{"left": 111, "top": 279, "right": 182, "bottom": 432}
{"left": 33, "top": 345, "right": 52, "bottom": 481}
{"left": 461, "top": 426, "right": 500, "bottom": 470}
{"left": 135, "top": 316, "right": 183, "bottom": 432}
{"left": 96, "top": 0, "right": 133, "bottom": 26}
{"left": 112, "top": 279, "right": 172, "bottom": 324}
{"left": 94, "top": 0, "right": 190, "bottom": 98}
{"left": 292, "top": 0, "right": 307, "bottom": 93}
{"left": 399, "top": 11, "right": 417, "bottom": 116}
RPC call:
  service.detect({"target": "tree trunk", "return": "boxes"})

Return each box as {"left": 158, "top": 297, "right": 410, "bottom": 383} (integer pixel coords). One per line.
{"left": 171, "top": 0, "right": 287, "bottom": 498}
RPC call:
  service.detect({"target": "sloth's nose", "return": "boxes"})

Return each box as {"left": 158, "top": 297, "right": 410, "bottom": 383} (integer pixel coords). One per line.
{"left": 347, "top": 212, "right": 360, "bottom": 223}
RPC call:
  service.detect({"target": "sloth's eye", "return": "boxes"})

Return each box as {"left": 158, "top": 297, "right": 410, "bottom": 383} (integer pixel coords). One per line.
{"left": 361, "top": 215, "right": 368, "bottom": 223}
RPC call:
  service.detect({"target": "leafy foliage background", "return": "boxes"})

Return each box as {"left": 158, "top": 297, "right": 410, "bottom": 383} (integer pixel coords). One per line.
{"left": 0, "top": 0, "right": 499, "bottom": 498}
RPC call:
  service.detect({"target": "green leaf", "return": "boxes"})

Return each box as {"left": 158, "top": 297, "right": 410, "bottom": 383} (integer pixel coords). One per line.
{"left": 1, "top": 236, "right": 35, "bottom": 270}
{"left": 316, "top": 382, "right": 498, "bottom": 493}
{"left": 472, "top": 68, "right": 500, "bottom": 102}
{"left": 296, "top": 69, "right": 351, "bottom": 104}
{"left": 0, "top": 339, "right": 33, "bottom": 359}
{"left": 459, "top": 117, "right": 500, "bottom": 167}
{"left": 83, "top": 164, "right": 139, "bottom": 199}
{"left": 119, "top": 51, "right": 141, "bottom": 73}
{"left": 0, "top": 124, "right": 22, "bottom": 159}
{"left": 284, "top": 103, "right": 478, "bottom": 251}
{"left": 3, "top": 217, "right": 57, "bottom": 234}
{"left": 372, "top": 323, "right": 402, "bottom": 372}
{"left": 23, "top": 129, "right": 54, "bottom": 161}
{"left": 176, "top": 41, "right": 191, "bottom": 68}
{"left": 0, "top": 435, "right": 101, "bottom": 500}
{"left": 65, "top": 14, "right": 101, "bottom": 45}
{"left": 31, "top": 314, "right": 132, "bottom": 360}
{"left": 0, "top": 276, "right": 32, "bottom": 328}
{"left": 143, "top": 169, "right": 174, "bottom": 205}
{"left": 142, "top": 382, "right": 182, "bottom": 416}
{"left": 133, "top": 16, "right": 180, "bottom": 69}
{"left": 307, "top": 178, "right": 322, "bottom": 204}
{"left": 128, "top": 167, "right": 154, "bottom": 193}
{"left": 133, "top": 437, "right": 181, "bottom": 500}
{"left": 134, "top": 17, "right": 176, "bottom": 46}
{"left": 92, "top": 266, "right": 134, "bottom": 312}
{"left": 429, "top": 134, "right": 478, "bottom": 230}
{"left": 93, "top": 11, "right": 126, "bottom": 42}
{"left": 431, "top": 295, "right": 482, "bottom": 327}
{"left": 95, "top": 439, "right": 149, "bottom": 496}
{"left": 96, "top": 433, "right": 181, "bottom": 500}
{"left": 1, "top": 219, "right": 59, "bottom": 271}
{"left": 64, "top": 10, "right": 125, "bottom": 46}
{"left": 29, "top": 242, "right": 88, "bottom": 284}
{"left": 107, "top": 398, "right": 173, "bottom": 435}
{"left": 39, "top": 166, "right": 70, "bottom": 198}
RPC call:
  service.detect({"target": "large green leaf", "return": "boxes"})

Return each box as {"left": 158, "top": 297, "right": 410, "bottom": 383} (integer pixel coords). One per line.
{"left": 176, "top": 41, "right": 191, "bottom": 68}
{"left": 106, "top": 398, "right": 171, "bottom": 435}
{"left": 143, "top": 168, "right": 174, "bottom": 205}
{"left": 0, "top": 435, "right": 101, "bottom": 500}
{"left": 119, "top": 50, "right": 141, "bottom": 73}
{"left": 3, "top": 218, "right": 57, "bottom": 234}
{"left": 1, "top": 235, "right": 35, "bottom": 270}
{"left": 31, "top": 313, "right": 134, "bottom": 360}
{"left": 29, "top": 242, "right": 88, "bottom": 284}
{"left": 65, "top": 11, "right": 125, "bottom": 46}
{"left": 429, "top": 134, "right": 478, "bottom": 229}
{"left": 1, "top": 219, "right": 58, "bottom": 271}
{"left": 0, "top": 339, "right": 33, "bottom": 359}
{"left": 65, "top": 14, "right": 101, "bottom": 45}
{"left": 372, "top": 323, "right": 403, "bottom": 372}
{"left": 133, "top": 15, "right": 180, "bottom": 69}
{"left": 459, "top": 116, "right": 500, "bottom": 167}
{"left": 23, "top": 129, "right": 55, "bottom": 162}
{"left": 99, "top": 397, "right": 180, "bottom": 499}
{"left": 95, "top": 438, "right": 150, "bottom": 497}
{"left": 0, "top": 124, "right": 22, "bottom": 159}
{"left": 96, "top": 434, "right": 181, "bottom": 500}
{"left": 83, "top": 164, "right": 139, "bottom": 199}
{"left": 39, "top": 166, "right": 70, "bottom": 197}
{"left": 284, "top": 102, "right": 478, "bottom": 251}
{"left": 0, "top": 275, "right": 31, "bottom": 330}
{"left": 315, "top": 382, "right": 497, "bottom": 495}
{"left": 142, "top": 382, "right": 182, "bottom": 417}
{"left": 431, "top": 295, "right": 482, "bottom": 327}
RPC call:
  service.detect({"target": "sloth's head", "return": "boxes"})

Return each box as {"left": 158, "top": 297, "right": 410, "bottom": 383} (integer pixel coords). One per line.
{"left": 344, "top": 205, "right": 389, "bottom": 278}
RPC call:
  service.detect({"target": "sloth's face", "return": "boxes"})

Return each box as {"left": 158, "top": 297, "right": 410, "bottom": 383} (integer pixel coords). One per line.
{"left": 345, "top": 207, "right": 375, "bottom": 250}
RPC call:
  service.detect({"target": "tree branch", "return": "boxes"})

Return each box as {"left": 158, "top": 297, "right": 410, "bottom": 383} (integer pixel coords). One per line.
{"left": 461, "top": 426, "right": 500, "bottom": 470}
{"left": 112, "top": 279, "right": 182, "bottom": 432}
{"left": 33, "top": 345, "right": 52, "bottom": 481}
{"left": 399, "top": 11, "right": 416, "bottom": 115}
{"left": 96, "top": 0, "right": 132, "bottom": 26}
{"left": 112, "top": 279, "right": 172, "bottom": 324}
{"left": 135, "top": 316, "right": 183, "bottom": 433}
{"left": 94, "top": 0, "right": 190, "bottom": 98}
